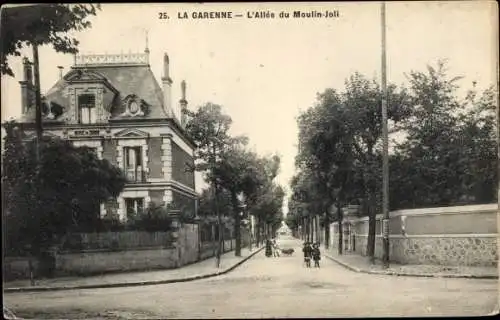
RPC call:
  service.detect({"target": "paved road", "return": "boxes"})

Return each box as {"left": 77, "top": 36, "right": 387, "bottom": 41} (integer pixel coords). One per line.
{"left": 4, "top": 236, "right": 498, "bottom": 319}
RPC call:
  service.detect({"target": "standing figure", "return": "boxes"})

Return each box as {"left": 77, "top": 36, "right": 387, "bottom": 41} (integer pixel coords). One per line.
{"left": 312, "top": 243, "right": 321, "bottom": 268}
{"left": 303, "top": 242, "right": 312, "bottom": 267}
{"left": 265, "top": 239, "right": 273, "bottom": 257}
{"left": 273, "top": 238, "right": 280, "bottom": 257}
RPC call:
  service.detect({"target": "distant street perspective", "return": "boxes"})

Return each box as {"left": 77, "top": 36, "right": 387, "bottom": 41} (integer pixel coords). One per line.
{"left": 2, "top": 2, "right": 499, "bottom": 320}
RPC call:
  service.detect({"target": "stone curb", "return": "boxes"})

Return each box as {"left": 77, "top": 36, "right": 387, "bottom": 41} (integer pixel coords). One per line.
{"left": 325, "top": 254, "right": 499, "bottom": 280}
{"left": 4, "top": 247, "right": 264, "bottom": 293}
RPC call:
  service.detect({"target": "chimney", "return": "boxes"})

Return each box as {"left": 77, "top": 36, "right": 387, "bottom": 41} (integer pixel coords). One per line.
{"left": 144, "top": 30, "right": 150, "bottom": 65}
{"left": 161, "top": 53, "right": 173, "bottom": 117}
{"left": 180, "top": 80, "right": 188, "bottom": 127}
{"left": 57, "top": 66, "right": 64, "bottom": 79}
{"left": 19, "top": 57, "right": 33, "bottom": 114}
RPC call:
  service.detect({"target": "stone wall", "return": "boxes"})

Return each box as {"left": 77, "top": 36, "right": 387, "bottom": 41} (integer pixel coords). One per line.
{"left": 199, "top": 242, "right": 217, "bottom": 260}
{"left": 330, "top": 203, "right": 498, "bottom": 266}
{"left": 56, "top": 247, "right": 178, "bottom": 276}
{"left": 3, "top": 257, "right": 39, "bottom": 280}
{"left": 176, "top": 223, "right": 199, "bottom": 266}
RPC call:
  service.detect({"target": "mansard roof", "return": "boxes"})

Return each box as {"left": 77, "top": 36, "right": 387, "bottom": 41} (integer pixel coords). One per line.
{"left": 20, "top": 63, "right": 169, "bottom": 123}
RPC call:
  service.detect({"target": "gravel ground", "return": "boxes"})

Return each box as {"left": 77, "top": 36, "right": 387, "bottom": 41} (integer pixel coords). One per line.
{"left": 4, "top": 237, "right": 499, "bottom": 319}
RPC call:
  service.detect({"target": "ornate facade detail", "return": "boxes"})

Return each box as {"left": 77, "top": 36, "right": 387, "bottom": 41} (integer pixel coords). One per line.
{"left": 116, "top": 138, "right": 149, "bottom": 175}
{"left": 75, "top": 53, "right": 149, "bottom": 66}
{"left": 64, "top": 69, "right": 108, "bottom": 82}
{"left": 65, "top": 85, "right": 109, "bottom": 124}
{"left": 114, "top": 128, "right": 150, "bottom": 139}
{"left": 119, "top": 95, "right": 149, "bottom": 117}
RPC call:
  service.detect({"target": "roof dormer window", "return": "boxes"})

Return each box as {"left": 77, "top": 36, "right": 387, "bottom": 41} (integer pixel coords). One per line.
{"left": 120, "top": 95, "right": 146, "bottom": 117}
{"left": 129, "top": 100, "right": 140, "bottom": 115}
{"left": 78, "top": 93, "right": 97, "bottom": 124}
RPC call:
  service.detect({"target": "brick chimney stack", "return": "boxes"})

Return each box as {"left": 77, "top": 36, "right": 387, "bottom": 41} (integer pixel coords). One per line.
{"left": 19, "top": 57, "right": 34, "bottom": 114}
{"left": 57, "top": 66, "right": 64, "bottom": 79}
{"left": 180, "top": 80, "right": 188, "bottom": 127}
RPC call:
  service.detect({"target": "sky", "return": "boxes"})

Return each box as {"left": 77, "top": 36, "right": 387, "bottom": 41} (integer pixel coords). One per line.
{"left": 1, "top": 2, "right": 498, "bottom": 215}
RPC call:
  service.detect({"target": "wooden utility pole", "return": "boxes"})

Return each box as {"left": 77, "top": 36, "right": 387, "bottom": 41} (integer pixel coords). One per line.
{"left": 211, "top": 143, "right": 222, "bottom": 268}
{"left": 381, "top": 1, "right": 390, "bottom": 268}
{"left": 28, "top": 41, "right": 43, "bottom": 286}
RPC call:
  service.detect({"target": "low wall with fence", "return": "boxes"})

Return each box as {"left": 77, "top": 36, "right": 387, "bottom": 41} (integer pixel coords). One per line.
{"left": 329, "top": 204, "right": 498, "bottom": 267}
{"left": 60, "top": 231, "right": 174, "bottom": 252}
{"left": 199, "top": 239, "right": 237, "bottom": 260}
{"left": 4, "top": 224, "right": 241, "bottom": 280}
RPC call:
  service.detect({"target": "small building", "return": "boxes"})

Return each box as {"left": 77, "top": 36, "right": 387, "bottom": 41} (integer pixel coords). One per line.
{"left": 15, "top": 46, "right": 198, "bottom": 221}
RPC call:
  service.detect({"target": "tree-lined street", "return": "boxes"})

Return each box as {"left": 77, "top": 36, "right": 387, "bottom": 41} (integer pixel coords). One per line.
{"left": 4, "top": 236, "right": 498, "bottom": 319}
{"left": 2, "top": 3, "right": 498, "bottom": 319}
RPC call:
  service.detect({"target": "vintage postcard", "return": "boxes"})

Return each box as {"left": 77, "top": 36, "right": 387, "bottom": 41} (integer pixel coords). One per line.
{"left": 1, "top": 2, "right": 499, "bottom": 319}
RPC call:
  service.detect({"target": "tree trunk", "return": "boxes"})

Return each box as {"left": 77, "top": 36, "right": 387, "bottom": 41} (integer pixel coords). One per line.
{"left": 324, "top": 208, "right": 331, "bottom": 249}
{"left": 256, "top": 220, "right": 260, "bottom": 247}
{"left": 231, "top": 191, "right": 242, "bottom": 257}
{"left": 367, "top": 200, "right": 376, "bottom": 263}
{"left": 309, "top": 217, "right": 313, "bottom": 243}
{"left": 305, "top": 217, "right": 308, "bottom": 241}
{"left": 365, "top": 147, "right": 377, "bottom": 263}
{"left": 337, "top": 200, "right": 343, "bottom": 255}
{"left": 234, "top": 213, "right": 241, "bottom": 256}
{"left": 214, "top": 184, "right": 222, "bottom": 268}
{"left": 316, "top": 215, "right": 321, "bottom": 244}
{"left": 301, "top": 218, "right": 304, "bottom": 240}
{"left": 211, "top": 223, "right": 216, "bottom": 256}
{"left": 311, "top": 216, "right": 315, "bottom": 243}
{"left": 310, "top": 216, "right": 314, "bottom": 243}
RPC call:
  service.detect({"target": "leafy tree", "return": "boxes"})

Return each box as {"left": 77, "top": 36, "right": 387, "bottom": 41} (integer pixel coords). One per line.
{"left": 339, "top": 73, "right": 411, "bottom": 260}
{"left": 184, "top": 103, "right": 247, "bottom": 266}
{"left": 3, "top": 121, "right": 126, "bottom": 260}
{"left": 1, "top": 4, "right": 101, "bottom": 77}
{"left": 294, "top": 73, "right": 411, "bottom": 256}
{"left": 294, "top": 88, "right": 360, "bottom": 254}
{"left": 214, "top": 145, "right": 263, "bottom": 256}
{"left": 285, "top": 210, "right": 300, "bottom": 235}
{"left": 293, "top": 61, "right": 496, "bottom": 262}
{"left": 245, "top": 154, "right": 285, "bottom": 244}
{"left": 393, "top": 61, "right": 497, "bottom": 208}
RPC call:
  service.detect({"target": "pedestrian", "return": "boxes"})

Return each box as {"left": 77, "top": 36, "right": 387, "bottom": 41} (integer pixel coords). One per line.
{"left": 303, "top": 242, "right": 312, "bottom": 268}
{"left": 312, "top": 243, "right": 321, "bottom": 268}
{"left": 265, "top": 239, "right": 273, "bottom": 257}
{"left": 273, "top": 239, "right": 280, "bottom": 257}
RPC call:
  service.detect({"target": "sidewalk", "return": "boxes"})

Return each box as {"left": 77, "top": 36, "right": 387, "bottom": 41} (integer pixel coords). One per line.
{"left": 4, "top": 246, "right": 264, "bottom": 293}
{"left": 324, "top": 248, "right": 498, "bottom": 279}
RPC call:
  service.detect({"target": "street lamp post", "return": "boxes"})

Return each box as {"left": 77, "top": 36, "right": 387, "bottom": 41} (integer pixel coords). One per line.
{"left": 381, "top": 1, "right": 390, "bottom": 268}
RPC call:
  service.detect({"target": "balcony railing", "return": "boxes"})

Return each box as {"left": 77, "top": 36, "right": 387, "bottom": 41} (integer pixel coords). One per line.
{"left": 125, "top": 168, "right": 146, "bottom": 183}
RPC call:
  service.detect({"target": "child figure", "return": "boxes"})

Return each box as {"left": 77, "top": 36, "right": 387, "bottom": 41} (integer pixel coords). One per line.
{"left": 312, "top": 243, "right": 321, "bottom": 268}
{"left": 272, "top": 239, "right": 280, "bottom": 257}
